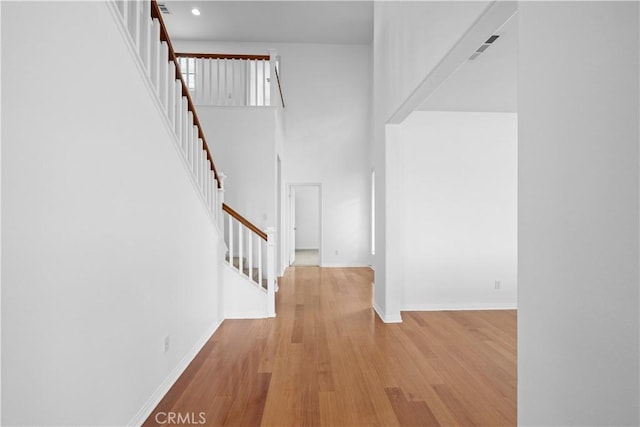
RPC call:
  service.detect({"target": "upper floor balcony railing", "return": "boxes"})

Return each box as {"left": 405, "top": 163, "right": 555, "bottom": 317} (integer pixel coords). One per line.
{"left": 176, "top": 52, "right": 284, "bottom": 108}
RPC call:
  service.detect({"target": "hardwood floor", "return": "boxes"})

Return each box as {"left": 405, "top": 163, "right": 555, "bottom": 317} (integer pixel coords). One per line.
{"left": 144, "top": 267, "right": 517, "bottom": 426}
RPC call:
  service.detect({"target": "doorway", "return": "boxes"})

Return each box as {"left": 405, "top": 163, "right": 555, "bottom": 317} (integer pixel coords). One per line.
{"left": 289, "top": 184, "right": 321, "bottom": 266}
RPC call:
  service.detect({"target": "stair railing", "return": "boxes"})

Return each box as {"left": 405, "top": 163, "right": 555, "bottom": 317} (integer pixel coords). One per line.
{"left": 109, "top": 0, "right": 276, "bottom": 317}
{"left": 175, "top": 52, "right": 284, "bottom": 108}
{"left": 222, "top": 204, "right": 276, "bottom": 317}
{"left": 110, "top": 0, "right": 222, "bottom": 223}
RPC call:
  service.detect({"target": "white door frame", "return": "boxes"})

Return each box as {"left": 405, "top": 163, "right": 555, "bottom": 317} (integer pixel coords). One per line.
{"left": 287, "top": 183, "right": 322, "bottom": 267}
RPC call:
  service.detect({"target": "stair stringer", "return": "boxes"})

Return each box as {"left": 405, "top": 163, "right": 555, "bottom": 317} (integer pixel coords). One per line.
{"left": 223, "top": 264, "right": 269, "bottom": 319}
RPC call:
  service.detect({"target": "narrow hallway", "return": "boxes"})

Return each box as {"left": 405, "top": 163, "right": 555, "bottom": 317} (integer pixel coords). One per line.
{"left": 145, "top": 267, "right": 516, "bottom": 426}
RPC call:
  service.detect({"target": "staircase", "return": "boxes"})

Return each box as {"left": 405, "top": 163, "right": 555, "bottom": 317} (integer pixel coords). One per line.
{"left": 108, "top": 0, "right": 277, "bottom": 318}
{"left": 226, "top": 256, "right": 268, "bottom": 290}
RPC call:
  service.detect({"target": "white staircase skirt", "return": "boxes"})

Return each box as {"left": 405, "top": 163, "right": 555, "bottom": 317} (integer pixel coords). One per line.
{"left": 223, "top": 263, "right": 271, "bottom": 319}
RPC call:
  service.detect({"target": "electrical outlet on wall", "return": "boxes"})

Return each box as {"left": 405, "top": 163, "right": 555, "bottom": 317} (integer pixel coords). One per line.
{"left": 494, "top": 280, "right": 501, "bottom": 290}
{"left": 163, "top": 335, "right": 170, "bottom": 353}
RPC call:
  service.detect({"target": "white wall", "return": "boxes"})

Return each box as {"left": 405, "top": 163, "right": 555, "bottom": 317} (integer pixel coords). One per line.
{"left": 174, "top": 40, "right": 372, "bottom": 268}
{"left": 373, "top": 1, "right": 491, "bottom": 321}
{"left": 2, "top": 3, "right": 223, "bottom": 425}
{"left": 0, "top": 1, "right": 4, "bottom": 421}
{"left": 197, "top": 106, "right": 278, "bottom": 231}
{"left": 294, "top": 186, "right": 320, "bottom": 250}
{"left": 518, "top": 2, "right": 639, "bottom": 425}
{"left": 399, "top": 111, "right": 517, "bottom": 310}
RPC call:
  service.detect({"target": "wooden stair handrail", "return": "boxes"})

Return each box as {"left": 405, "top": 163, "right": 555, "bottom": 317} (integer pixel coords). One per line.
{"left": 174, "top": 51, "right": 285, "bottom": 108}
{"left": 176, "top": 52, "right": 270, "bottom": 61}
{"left": 150, "top": 0, "right": 221, "bottom": 188}
{"left": 222, "top": 203, "right": 268, "bottom": 241}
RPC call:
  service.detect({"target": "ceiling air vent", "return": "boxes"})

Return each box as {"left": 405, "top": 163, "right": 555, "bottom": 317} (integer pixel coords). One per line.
{"left": 468, "top": 34, "right": 500, "bottom": 60}
{"left": 157, "top": 3, "right": 171, "bottom": 14}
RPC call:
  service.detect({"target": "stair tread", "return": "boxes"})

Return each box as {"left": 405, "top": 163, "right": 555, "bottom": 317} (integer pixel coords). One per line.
{"left": 226, "top": 256, "right": 268, "bottom": 290}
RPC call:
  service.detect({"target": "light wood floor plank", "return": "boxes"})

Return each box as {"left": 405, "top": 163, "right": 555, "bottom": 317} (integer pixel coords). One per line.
{"left": 144, "top": 267, "right": 516, "bottom": 426}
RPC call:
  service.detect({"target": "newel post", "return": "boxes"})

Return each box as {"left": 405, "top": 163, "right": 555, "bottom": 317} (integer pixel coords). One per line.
{"left": 266, "top": 227, "right": 276, "bottom": 317}
{"left": 217, "top": 172, "right": 226, "bottom": 231}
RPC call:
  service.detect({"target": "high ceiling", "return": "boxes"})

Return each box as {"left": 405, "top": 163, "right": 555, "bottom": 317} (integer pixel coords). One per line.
{"left": 161, "top": 1, "right": 373, "bottom": 44}
{"left": 418, "top": 15, "right": 517, "bottom": 113}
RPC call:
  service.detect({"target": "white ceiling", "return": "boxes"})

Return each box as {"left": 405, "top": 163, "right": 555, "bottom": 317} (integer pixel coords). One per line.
{"left": 161, "top": 1, "right": 373, "bottom": 44}
{"left": 418, "top": 15, "right": 517, "bottom": 113}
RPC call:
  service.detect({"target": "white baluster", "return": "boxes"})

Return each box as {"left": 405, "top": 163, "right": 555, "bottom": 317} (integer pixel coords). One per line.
{"left": 228, "top": 214, "right": 233, "bottom": 265}
{"left": 215, "top": 59, "right": 221, "bottom": 105}
{"left": 213, "top": 176, "right": 218, "bottom": 215}
{"left": 150, "top": 19, "right": 160, "bottom": 89}
{"left": 222, "top": 58, "right": 227, "bottom": 106}
{"left": 245, "top": 61, "right": 250, "bottom": 106}
{"left": 193, "top": 139, "right": 203, "bottom": 187}
{"left": 192, "top": 130, "right": 198, "bottom": 180}
{"left": 185, "top": 101, "right": 190, "bottom": 153}
{"left": 196, "top": 58, "right": 203, "bottom": 104}
{"left": 174, "top": 82, "right": 181, "bottom": 138}
{"left": 167, "top": 61, "right": 175, "bottom": 122}
{"left": 248, "top": 231, "right": 253, "bottom": 284}
{"left": 136, "top": 1, "right": 143, "bottom": 51}
{"left": 258, "top": 234, "right": 263, "bottom": 290}
{"left": 143, "top": 2, "right": 151, "bottom": 54}
{"left": 183, "top": 102, "right": 189, "bottom": 155}
{"left": 262, "top": 60, "right": 266, "bottom": 107}
{"left": 196, "top": 136, "right": 203, "bottom": 187}
{"left": 198, "top": 137, "right": 203, "bottom": 188}
{"left": 266, "top": 227, "right": 276, "bottom": 317}
{"left": 230, "top": 59, "right": 236, "bottom": 106}
{"left": 210, "top": 174, "right": 216, "bottom": 215}
{"left": 201, "top": 148, "right": 207, "bottom": 193}
{"left": 205, "top": 163, "right": 210, "bottom": 207}
{"left": 191, "top": 124, "right": 197, "bottom": 175}
{"left": 202, "top": 58, "right": 209, "bottom": 105}
{"left": 209, "top": 58, "right": 214, "bottom": 105}
{"left": 140, "top": 10, "right": 151, "bottom": 71}
{"left": 232, "top": 59, "right": 237, "bottom": 106}
{"left": 185, "top": 108, "right": 192, "bottom": 159}
{"left": 213, "top": 175, "right": 219, "bottom": 219}
{"left": 212, "top": 174, "right": 216, "bottom": 215}
{"left": 254, "top": 60, "right": 259, "bottom": 106}
{"left": 217, "top": 173, "right": 226, "bottom": 230}
{"left": 238, "top": 223, "right": 243, "bottom": 274}
{"left": 159, "top": 42, "right": 168, "bottom": 109}
{"left": 191, "top": 124, "right": 198, "bottom": 172}
{"left": 196, "top": 139, "right": 204, "bottom": 192}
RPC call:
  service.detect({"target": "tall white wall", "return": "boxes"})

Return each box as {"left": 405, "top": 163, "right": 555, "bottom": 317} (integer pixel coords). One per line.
{"left": 294, "top": 186, "right": 320, "bottom": 250}
{"left": 373, "top": 1, "right": 491, "bottom": 320}
{"left": 197, "top": 106, "right": 278, "bottom": 232}
{"left": 399, "top": 111, "right": 517, "bottom": 310}
{"left": 1, "top": 3, "right": 223, "bottom": 425}
{"left": 174, "top": 40, "right": 372, "bottom": 267}
{"left": 518, "top": 2, "right": 639, "bottom": 425}
{"left": 0, "top": 2, "right": 4, "bottom": 422}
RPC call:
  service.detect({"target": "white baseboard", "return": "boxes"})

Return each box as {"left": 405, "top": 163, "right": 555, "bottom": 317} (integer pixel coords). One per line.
{"left": 224, "top": 311, "right": 269, "bottom": 319}
{"left": 403, "top": 303, "right": 517, "bottom": 311}
{"left": 373, "top": 302, "right": 403, "bottom": 323}
{"left": 320, "top": 263, "right": 372, "bottom": 268}
{"left": 128, "top": 318, "right": 223, "bottom": 426}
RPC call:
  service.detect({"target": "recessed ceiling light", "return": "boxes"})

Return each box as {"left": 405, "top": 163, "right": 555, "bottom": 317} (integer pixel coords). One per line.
{"left": 191, "top": 8, "right": 200, "bottom": 16}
